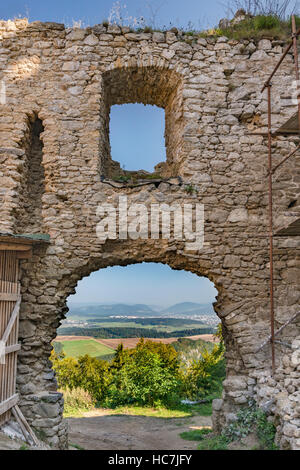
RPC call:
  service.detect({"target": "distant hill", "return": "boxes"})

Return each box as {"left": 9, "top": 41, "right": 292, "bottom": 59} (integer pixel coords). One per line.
{"left": 67, "top": 301, "right": 215, "bottom": 318}
{"left": 162, "top": 302, "right": 214, "bottom": 315}
{"left": 68, "top": 303, "right": 156, "bottom": 317}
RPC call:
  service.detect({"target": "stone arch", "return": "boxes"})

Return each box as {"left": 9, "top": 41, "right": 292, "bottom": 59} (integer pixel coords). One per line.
{"left": 99, "top": 65, "right": 184, "bottom": 178}
{"left": 16, "top": 236, "right": 251, "bottom": 448}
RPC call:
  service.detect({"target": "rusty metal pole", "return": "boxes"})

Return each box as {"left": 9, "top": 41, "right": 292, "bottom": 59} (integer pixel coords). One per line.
{"left": 267, "top": 84, "right": 275, "bottom": 375}
{"left": 291, "top": 15, "right": 300, "bottom": 133}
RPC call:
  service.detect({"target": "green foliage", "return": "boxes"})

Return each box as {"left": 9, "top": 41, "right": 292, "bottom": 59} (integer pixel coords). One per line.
{"left": 184, "top": 184, "right": 198, "bottom": 195}
{"left": 289, "top": 15, "right": 300, "bottom": 28}
{"left": 218, "top": 15, "right": 292, "bottom": 40}
{"left": 62, "top": 387, "right": 95, "bottom": 417}
{"left": 256, "top": 409, "right": 278, "bottom": 450}
{"left": 50, "top": 350, "right": 79, "bottom": 389}
{"left": 69, "top": 442, "right": 86, "bottom": 450}
{"left": 58, "top": 325, "right": 214, "bottom": 338}
{"left": 105, "top": 339, "right": 180, "bottom": 407}
{"left": 55, "top": 338, "right": 114, "bottom": 359}
{"left": 253, "top": 15, "right": 281, "bottom": 30}
{"left": 180, "top": 340, "right": 225, "bottom": 400}
{"left": 19, "top": 444, "right": 29, "bottom": 450}
{"left": 77, "top": 355, "right": 112, "bottom": 402}
{"left": 180, "top": 428, "right": 212, "bottom": 441}
{"left": 51, "top": 350, "right": 111, "bottom": 401}
{"left": 112, "top": 174, "right": 131, "bottom": 183}
{"left": 51, "top": 336, "right": 225, "bottom": 415}
{"left": 222, "top": 401, "right": 278, "bottom": 450}
{"left": 223, "top": 404, "right": 259, "bottom": 441}
{"left": 197, "top": 434, "right": 229, "bottom": 450}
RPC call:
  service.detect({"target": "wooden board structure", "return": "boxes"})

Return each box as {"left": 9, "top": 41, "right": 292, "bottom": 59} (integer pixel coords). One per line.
{"left": 0, "top": 234, "right": 49, "bottom": 445}
{"left": 274, "top": 217, "right": 300, "bottom": 237}
{"left": 275, "top": 112, "right": 300, "bottom": 135}
{"left": 0, "top": 250, "right": 21, "bottom": 426}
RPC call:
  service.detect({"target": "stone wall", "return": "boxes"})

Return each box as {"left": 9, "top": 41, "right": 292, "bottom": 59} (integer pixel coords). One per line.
{"left": 0, "top": 19, "right": 299, "bottom": 449}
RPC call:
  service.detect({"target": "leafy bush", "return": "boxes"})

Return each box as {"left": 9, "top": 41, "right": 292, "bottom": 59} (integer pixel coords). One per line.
{"left": 51, "top": 335, "right": 225, "bottom": 412}
{"left": 197, "top": 434, "right": 229, "bottom": 450}
{"left": 218, "top": 14, "right": 293, "bottom": 40}
{"left": 77, "top": 355, "right": 112, "bottom": 402}
{"left": 50, "top": 350, "right": 80, "bottom": 389}
{"left": 253, "top": 15, "right": 281, "bottom": 30}
{"left": 180, "top": 428, "right": 212, "bottom": 441}
{"left": 51, "top": 350, "right": 112, "bottom": 401}
{"left": 256, "top": 409, "right": 278, "bottom": 450}
{"left": 180, "top": 340, "right": 225, "bottom": 400}
{"left": 222, "top": 401, "right": 278, "bottom": 449}
{"left": 62, "top": 387, "right": 95, "bottom": 415}
{"left": 105, "top": 339, "right": 180, "bottom": 407}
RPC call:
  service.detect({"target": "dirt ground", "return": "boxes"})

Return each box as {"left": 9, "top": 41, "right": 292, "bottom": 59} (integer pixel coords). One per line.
{"left": 67, "top": 411, "right": 212, "bottom": 450}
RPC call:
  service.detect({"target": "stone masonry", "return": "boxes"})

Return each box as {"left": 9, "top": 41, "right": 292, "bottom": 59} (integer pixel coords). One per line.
{"left": 0, "top": 18, "right": 299, "bottom": 449}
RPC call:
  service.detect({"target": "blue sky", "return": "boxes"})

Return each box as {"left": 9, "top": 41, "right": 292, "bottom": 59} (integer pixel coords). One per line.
{"left": 68, "top": 263, "right": 218, "bottom": 307}
{"left": 2, "top": 1, "right": 221, "bottom": 306}
{"left": 111, "top": 104, "right": 165, "bottom": 171}
{"left": 2, "top": 0, "right": 225, "bottom": 30}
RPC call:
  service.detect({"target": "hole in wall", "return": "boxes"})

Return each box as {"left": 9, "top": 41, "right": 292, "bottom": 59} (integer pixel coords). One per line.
{"left": 287, "top": 199, "right": 297, "bottom": 209}
{"left": 100, "top": 66, "right": 184, "bottom": 181}
{"left": 109, "top": 103, "right": 166, "bottom": 178}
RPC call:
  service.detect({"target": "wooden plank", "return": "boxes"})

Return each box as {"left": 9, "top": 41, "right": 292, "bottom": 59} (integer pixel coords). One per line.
{"left": 0, "top": 243, "right": 32, "bottom": 252}
{"left": 17, "top": 249, "right": 33, "bottom": 259}
{"left": 274, "top": 218, "right": 300, "bottom": 237}
{"left": 12, "top": 405, "right": 40, "bottom": 447}
{"left": 0, "top": 251, "right": 20, "bottom": 426}
{"left": 0, "top": 293, "right": 20, "bottom": 302}
{"left": 5, "top": 344, "right": 21, "bottom": 354}
{"left": 1, "top": 297, "right": 21, "bottom": 344}
{"left": 0, "top": 234, "right": 50, "bottom": 245}
{"left": 275, "top": 112, "right": 299, "bottom": 135}
{"left": 0, "top": 393, "right": 18, "bottom": 415}
{"left": 0, "top": 280, "right": 19, "bottom": 291}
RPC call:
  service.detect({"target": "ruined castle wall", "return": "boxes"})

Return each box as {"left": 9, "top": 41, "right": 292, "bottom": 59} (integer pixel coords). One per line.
{"left": 0, "top": 19, "right": 299, "bottom": 449}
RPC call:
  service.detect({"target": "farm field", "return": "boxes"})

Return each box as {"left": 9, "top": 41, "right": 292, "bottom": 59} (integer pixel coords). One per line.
{"left": 55, "top": 333, "right": 217, "bottom": 353}
{"left": 54, "top": 338, "right": 115, "bottom": 359}
{"left": 79, "top": 321, "right": 210, "bottom": 332}
{"left": 94, "top": 334, "right": 217, "bottom": 350}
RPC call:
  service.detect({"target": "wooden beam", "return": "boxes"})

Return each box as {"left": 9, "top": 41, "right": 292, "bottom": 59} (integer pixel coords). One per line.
{"left": 17, "top": 248, "right": 33, "bottom": 259}
{"left": 0, "top": 293, "right": 20, "bottom": 302}
{"left": 1, "top": 297, "right": 21, "bottom": 344}
{"left": 5, "top": 344, "right": 21, "bottom": 354}
{"left": 0, "top": 394, "right": 19, "bottom": 416}
{"left": 0, "top": 243, "right": 32, "bottom": 252}
{"left": 12, "top": 405, "right": 40, "bottom": 447}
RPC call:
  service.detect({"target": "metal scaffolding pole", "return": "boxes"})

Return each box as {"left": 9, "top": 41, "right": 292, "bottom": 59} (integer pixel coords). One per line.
{"left": 267, "top": 84, "right": 276, "bottom": 374}
{"left": 260, "top": 15, "right": 300, "bottom": 374}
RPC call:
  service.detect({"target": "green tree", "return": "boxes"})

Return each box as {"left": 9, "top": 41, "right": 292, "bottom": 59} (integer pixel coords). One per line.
{"left": 50, "top": 350, "right": 80, "bottom": 390}
{"left": 181, "top": 342, "right": 225, "bottom": 400}
{"left": 110, "top": 343, "right": 130, "bottom": 371}
{"left": 77, "top": 355, "right": 112, "bottom": 402}
{"left": 106, "top": 340, "right": 180, "bottom": 407}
